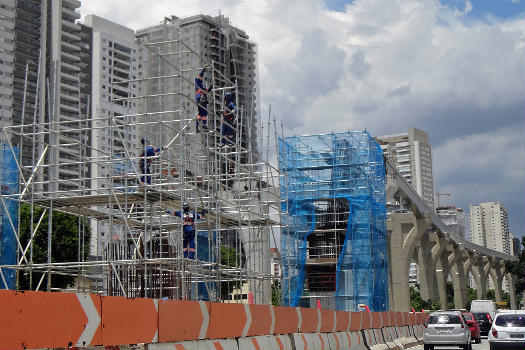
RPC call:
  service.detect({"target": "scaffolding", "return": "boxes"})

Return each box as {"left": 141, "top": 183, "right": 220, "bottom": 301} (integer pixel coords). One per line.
{"left": 278, "top": 131, "right": 389, "bottom": 311}
{"left": 0, "top": 22, "right": 281, "bottom": 304}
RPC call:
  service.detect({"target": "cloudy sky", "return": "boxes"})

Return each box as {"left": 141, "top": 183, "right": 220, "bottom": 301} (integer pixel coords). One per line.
{"left": 81, "top": 0, "right": 525, "bottom": 238}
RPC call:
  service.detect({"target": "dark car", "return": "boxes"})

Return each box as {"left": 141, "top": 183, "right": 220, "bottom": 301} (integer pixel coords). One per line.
{"left": 463, "top": 312, "right": 481, "bottom": 343}
{"left": 473, "top": 312, "right": 493, "bottom": 336}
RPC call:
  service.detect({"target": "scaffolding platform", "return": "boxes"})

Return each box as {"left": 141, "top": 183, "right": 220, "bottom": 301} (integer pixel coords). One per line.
{"left": 0, "top": 22, "right": 281, "bottom": 304}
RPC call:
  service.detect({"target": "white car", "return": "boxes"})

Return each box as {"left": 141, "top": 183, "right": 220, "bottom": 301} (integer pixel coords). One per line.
{"left": 488, "top": 310, "right": 525, "bottom": 350}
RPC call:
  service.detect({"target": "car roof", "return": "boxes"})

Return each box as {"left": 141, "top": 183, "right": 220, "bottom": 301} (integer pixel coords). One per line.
{"left": 430, "top": 311, "right": 461, "bottom": 315}
{"left": 496, "top": 310, "right": 525, "bottom": 315}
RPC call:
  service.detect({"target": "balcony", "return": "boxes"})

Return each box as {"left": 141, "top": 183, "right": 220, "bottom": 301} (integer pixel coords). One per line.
{"left": 61, "top": 19, "right": 80, "bottom": 32}
{"left": 61, "top": 41, "right": 80, "bottom": 52}
{"left": 61, "top": 49, "right": 81, "bottom": 62}
{"left": 62, "top": 29, "right": 81, "bottom": 42}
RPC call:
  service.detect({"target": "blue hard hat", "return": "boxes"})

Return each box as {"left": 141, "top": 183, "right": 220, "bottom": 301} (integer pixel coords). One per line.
{"left": 183, "top": 202, "right": 190, "bottom": 212}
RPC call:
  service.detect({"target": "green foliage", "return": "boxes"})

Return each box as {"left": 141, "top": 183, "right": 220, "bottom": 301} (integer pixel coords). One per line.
{"left": 465, "top": 286, "right": 478, "bottom": 310}
{"left": 410, "top": 285, "right": 441, "bottom": 311}
{"left": 219, "top": 244, "right": 245, "bottom": 301}
{"left": 446, "top": 281, "right": 454, "bottom": 309}
{"left": 18, "top": 203, "right": 90, "bottom": 290}
{"left": 271, "top": 281, "right": 281, "bottom": 306}
{"left": 505, "top": 236, "right": 525, "bottom": 300}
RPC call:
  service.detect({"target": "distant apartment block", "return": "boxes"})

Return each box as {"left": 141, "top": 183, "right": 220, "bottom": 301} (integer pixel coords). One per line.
{"left": 82, "top": 15, "right": 138, "bottom": 258}
{"left": 510, "top": 233, "right": 521, "bottom": 257}
{"left": 0, "top": 0, "right": 15, "bottom": 129}
{"left": 2, "top": 0, "right": 87, "bottom": 192}
{"left": 469, "top": 201, "right": 511, "bottom": 291}
{"left": 469, "top": 202, "right": 511, "bottom": 255}
{"left": 376, "top": 128, "right": 435, "bottom": 209}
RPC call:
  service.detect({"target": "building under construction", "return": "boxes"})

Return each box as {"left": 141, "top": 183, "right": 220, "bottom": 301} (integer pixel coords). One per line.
{"left": 0, "top": 12, "right": 280, "bottom": 305}
{"left": 278, "top": 131, "right": 389, "bottom": 311}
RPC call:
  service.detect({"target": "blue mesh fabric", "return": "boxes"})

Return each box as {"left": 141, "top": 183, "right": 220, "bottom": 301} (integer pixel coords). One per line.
{"left": 278, "top": 131, "right": 388, "bottom": 311}
{"left": 0, "top": 143, "right": 19, "bottom": 289}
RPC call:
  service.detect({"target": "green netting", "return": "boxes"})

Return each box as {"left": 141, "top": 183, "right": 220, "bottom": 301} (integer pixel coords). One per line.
{"left": 278, "top": 131, "right": 388, "bottom": 311}
{"left": 0, "top": 143, "right": 19, "bottom": 289}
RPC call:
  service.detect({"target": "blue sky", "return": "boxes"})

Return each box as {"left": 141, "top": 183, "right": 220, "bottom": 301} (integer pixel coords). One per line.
{"left": 326, "top": 0, "right": 525, "bottom": 20}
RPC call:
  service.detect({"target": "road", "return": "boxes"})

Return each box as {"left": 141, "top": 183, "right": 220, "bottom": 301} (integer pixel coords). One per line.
{"left": 409, "top": 337, "right": 490, "bottom": 350}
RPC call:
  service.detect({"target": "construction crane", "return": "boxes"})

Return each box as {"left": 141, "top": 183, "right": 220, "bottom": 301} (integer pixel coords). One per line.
{"left": 436, "top": 193, "right": 451, "bottom": 208}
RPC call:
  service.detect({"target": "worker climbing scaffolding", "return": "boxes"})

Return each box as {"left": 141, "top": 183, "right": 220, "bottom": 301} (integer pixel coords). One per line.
{"left": 166, "top": 203, "right": 206, "bottom": 259}
{"left": 219, "top": 91, "right": 236, "bottom": 147}
{"left": 195, "top": 66, "right": 213, "bottom": 133}
{"left": 139, "top": 138, "right": 161, "bottom": 185}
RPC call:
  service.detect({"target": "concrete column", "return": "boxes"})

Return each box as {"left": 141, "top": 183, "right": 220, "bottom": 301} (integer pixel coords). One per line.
{"left": 506, "top": 273, "right": 517, "bottom": 309}
{"left": 420, "top": 234, "right": 448, "bottom": 306}
{"left": 435, "top": 254, "right": 450, "bottom": 309}
{"left": 387, "top": 213, "right": 431, "bottom": 311}
{"left": 418, "top": 234, "right": 439, "bottom": 302}
{"left": 489, "top": 264, "right": 504, "bottom": 303}
{"left": 450, "top": 248, "right": 468, "bottom": 309}
{"left": 471, "top": 264, "right": 486, "bottom": 299}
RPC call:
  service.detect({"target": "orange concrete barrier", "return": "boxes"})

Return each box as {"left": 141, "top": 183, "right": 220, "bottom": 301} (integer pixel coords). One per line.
{"left": 101, "top": 295, "right": 158, "bottom": 345}
{"left": 206, "top": 302, "right": 246, "bottom": 340}
{"left": 371, "top": 312, "right": 381, "bottom": 329}
{"left": 320, "top": 309, "right": 336, "bottom": 332}
{"left": 298, "top": 307, "right": 319, "bottom": 333}
{"left": 335, "top": 311, "right": 351, "bottom": 332}
{"left": 0, "top": 290, "right": 102, "bottom": 349}
{"left": 273, "top": 305, "right": 299, "bottom": 335}
{"left": 247, "top": 304, "right": 272, "bottom": 336}
{"left": 361, "top": 312, "right": 372, "bottom": 329}
{"left": 158, "top": 300, "right": 207, "bottom": 342}
{"left": 349, "top": 312, "right": 363, "bottom": 331}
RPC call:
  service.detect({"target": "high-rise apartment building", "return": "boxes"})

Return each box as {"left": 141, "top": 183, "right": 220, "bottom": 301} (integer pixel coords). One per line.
{"left": 0, "top": 0, "right": 15, "bottom": 129}
{"left": 376, "top": 128, "right": 435, "bottom": 209}
{"left": 82, "top": 15, "right": 138, "bottom": 258}
{"left": 135, "top": 14, "right": 258, "bottom": 161}
{"left": 469, "top": 202, "right": 511, "bottom": 255}
{"left": 469, "top": 202, "right": 511, "bottom": 291}
{"left": 436, "top": 206, "right": 466, "bottom": 239}
{"left": 5, "top": 0, "right": 87, "bottom": 192}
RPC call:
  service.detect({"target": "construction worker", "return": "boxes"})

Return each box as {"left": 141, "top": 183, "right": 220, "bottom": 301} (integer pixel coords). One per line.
{"left": 139, "top": 138, "right": 161, "bottom": 185}
{"left": 166, "top": 203, "right": 206, "bottom": 259}
{"left": 195, "top": 66, "right": 213, "bottom": 133}
{"left": 219, "top": 91, "right": 237, "bottom": 147}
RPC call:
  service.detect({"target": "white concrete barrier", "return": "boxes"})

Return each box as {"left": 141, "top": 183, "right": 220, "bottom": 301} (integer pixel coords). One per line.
{"left": 350, "top": 331, "right": 368, "bottom": 350}
{"left": 380, "top": 327, "right": 401, "bottom": 350}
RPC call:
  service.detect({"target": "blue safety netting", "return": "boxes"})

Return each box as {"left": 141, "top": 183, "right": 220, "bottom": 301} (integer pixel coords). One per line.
{"left": 0, "top": 143, "right": 19, "bottom": 289}
{"left": 278, "top": 131, "right": 388, "bottom": 311}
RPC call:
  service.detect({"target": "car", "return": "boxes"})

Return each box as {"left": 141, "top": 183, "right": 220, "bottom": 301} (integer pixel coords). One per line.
{"left": 488, "top": 311, "right": 525, "bottom": 350}
{"left": 472, "top": 311, "right": 493, "bottom": 336}
{"left": 471, "top": 299, "right": 498, "bottom": 320}
{"left": 463, "top": 312, "right": 481, "bottom": 344}
{"left": 423, "top": 311, "right": 472, "bottom": 350}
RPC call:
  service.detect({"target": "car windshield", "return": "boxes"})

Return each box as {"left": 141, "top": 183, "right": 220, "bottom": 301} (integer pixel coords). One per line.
{"left": 473, "top": 313, "right": 490, "bottom": 321}
{"left": 463, "top": 314, "right": 473, "bottom": 321}
{"left": 495, "top": 314, "right": 525, "bottom": 328}
{"left": 429, "top": 314, "right": 462, "bottom": 324}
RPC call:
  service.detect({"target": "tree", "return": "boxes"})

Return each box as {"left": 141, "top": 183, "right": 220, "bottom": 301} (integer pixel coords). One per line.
{"left": 465, "top": 286, "right": 478, "bottom": 310}
{"left": 219, "top": 244, "right": 245, "bottom": 301}
{"left": 271, "top": 280, "right": 281, "bottom": 306}
{"left": 410, "top": 285, "right": 441, "bottom": 311}
{"left": 505, "top": 236, "right": 525, "bottom": 305}
{"left": 18, "top": 203, "right": 90, "bottom": 290}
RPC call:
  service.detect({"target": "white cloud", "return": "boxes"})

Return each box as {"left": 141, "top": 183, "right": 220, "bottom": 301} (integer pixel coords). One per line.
{"left": 80, "top": 0, "right": 525, "bottom": 233}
